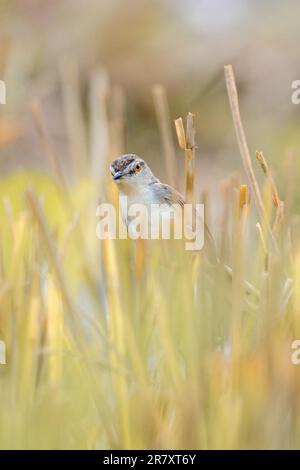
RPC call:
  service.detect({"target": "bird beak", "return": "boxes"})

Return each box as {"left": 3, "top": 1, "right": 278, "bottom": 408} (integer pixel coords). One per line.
{"left": 110, "top": 165, "right": 124, "bottom": 181}
{"left": 112, "top": 171, "right": 123, "bottom": 181}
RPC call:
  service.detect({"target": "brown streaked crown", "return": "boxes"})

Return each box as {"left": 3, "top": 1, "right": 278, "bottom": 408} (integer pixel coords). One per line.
{"left": 110, "top": 154, "right": 138, "bottom": 173}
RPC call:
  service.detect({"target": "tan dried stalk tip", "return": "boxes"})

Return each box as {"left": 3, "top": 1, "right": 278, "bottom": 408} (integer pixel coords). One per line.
{"left": 186, "top": 112, "right": 196, "bottom": 150}
{"left": 255, "top": 150, "right": 267, "bottom": 174}
{"left": 174, "top": 117, "right": 186, "bottom": 150}
{"left": 255, "top": 150, "right": 281, "bottom": 207}
{"left": 239, "top": 184, "right": 248, "bottom": 209}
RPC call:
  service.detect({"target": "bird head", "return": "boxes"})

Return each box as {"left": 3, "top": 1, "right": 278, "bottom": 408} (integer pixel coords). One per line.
{"left": 110, "top": 154, "right": 155, "bottom": 190}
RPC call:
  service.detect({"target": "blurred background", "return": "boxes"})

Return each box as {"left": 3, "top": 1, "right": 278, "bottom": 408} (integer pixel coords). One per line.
{"left": 0, "top": 0, "right": 300, "bottom": 450}
{"left": 1, "top": 0, "right": 300, "bottom": 205}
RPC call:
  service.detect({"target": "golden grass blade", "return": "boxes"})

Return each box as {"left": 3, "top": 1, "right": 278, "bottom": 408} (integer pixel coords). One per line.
{"left": 46, "top": 275, "right": 63, "bottom": 388}
{"left": 102, "top": 237, "right": 131, "bottom": 449}
{"left": 25, "top": 187, "right": 77, "bottom": 321}
{"left": 30, "top": 100, "right": 66, "bottom": 187}
{"left": 255, "top": 150, "right": 281, "bottom": 207}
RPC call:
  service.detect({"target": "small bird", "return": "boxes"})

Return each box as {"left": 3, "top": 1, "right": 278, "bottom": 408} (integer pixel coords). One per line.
{"left": 110, "top": 153, "right": 216, "bottom": 253}
{"left": 110, "top": 154, "right": 184, "bottom": 206}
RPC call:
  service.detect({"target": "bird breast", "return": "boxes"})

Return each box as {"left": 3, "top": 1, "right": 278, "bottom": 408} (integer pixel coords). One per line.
{"left": 119, "top": 188, "right": 182, "bottom": 239}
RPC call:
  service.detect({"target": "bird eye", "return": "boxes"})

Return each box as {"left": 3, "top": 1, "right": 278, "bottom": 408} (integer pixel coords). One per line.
{"left": 135, "top": 163, "right": 141, "bottom": 172}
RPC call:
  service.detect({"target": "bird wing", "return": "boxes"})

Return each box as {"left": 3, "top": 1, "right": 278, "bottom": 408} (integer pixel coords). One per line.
{"left": 150, "top": 182, "right": 185, "bottom": 207}
{"left": 151, "top": 181, "right": 216, "bottom": 250}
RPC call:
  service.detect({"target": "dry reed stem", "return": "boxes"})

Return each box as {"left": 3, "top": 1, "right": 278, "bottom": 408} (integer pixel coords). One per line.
{"left": 25, "top": 187, "right": 77, "bottom": 321}
{"left": 185, "top": 113, "right": 196, "bottom": 204}
{"left": 224, "top": 65, "right": 263, "bottom": 215}
{"left": 174, "top": 113, "right": 196, "bottom": 204}
{"left": 153, "top": 84, "right": 177, "bottom": 188}
{"left": 174, "top": 117, "right": 186, "bottom": 149}
{"left": 30, "top": 100, "right": 66, "bottom": 187}
{"left": 102, "top": 237, "right": 132, "bottom": 448}
{"left": 224, "top": 65, "right": 278, "bottom": 254}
